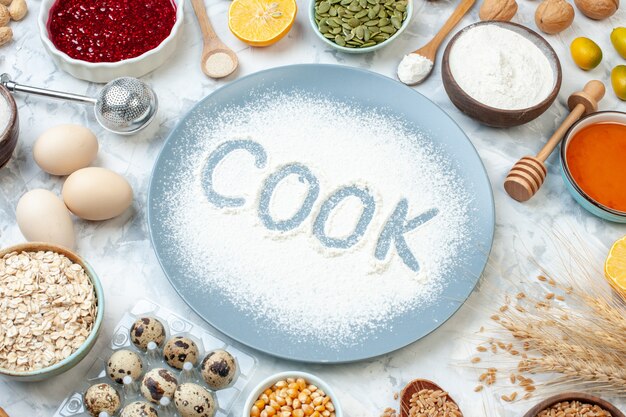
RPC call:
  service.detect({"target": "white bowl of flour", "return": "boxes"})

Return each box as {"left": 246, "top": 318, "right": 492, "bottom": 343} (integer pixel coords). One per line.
{"left": 442, "top": 21, "right": 562, "bottom": 128}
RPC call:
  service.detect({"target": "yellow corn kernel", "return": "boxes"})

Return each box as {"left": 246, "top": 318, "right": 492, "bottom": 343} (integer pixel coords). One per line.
{"left": 312, "top": 397, "right": 323, "bottom": 406}
{"left": 298, "top": 393, "right": 308, "bottom": 403}
{"left": 317, "top": 390, "right": 326, "bottom": 397}
{"left": 255, "top": 400, "right": 266, "bottom": 410}
{"left": 297, "top": 378, "right": 307, "bottom": 390}
{"left": 280, "top": 405, "right": 293, "bottom": 413}
{"left": 308, "top": 385, "right": 318, "bottom": 392}
{"left": 287, "top": 389, "right": 299, "bottom": 398}
{"left": 261, "top": 394, "right": 269, "bottom": 403}
{"left": 264, "top": 406, "right": 276, "bottom": 417}
{"left": 302, "top": 389, "right": 311, "bottom": 396}
{"left": 315, "top": 405, "right": 325, "bottom": 412}
{"left": 288, "top": 382, "right": 299, "bottom": 390}
{"left": 275, "top": 381, "right": 287, "bottom": 388}
{"left": 326, "top": 402, "right": 335, "bottom": 412}
{"left": 322, "top": 397, "right": 330, "bottom": 405}
{"left": 311, "top": 392, "right": 321, "bottom": 400}
{"left": 293, "top": 410, "right": 305, "bottom": 417}
{"left": 250, "top": 406, "right": 261, "bottom": 417}
{"left": 293, "top": 399, "right": 301, "bottom": 409}
{"left": 302, "top": 404, "right": 314, "bottom": 416}
{"left": 287, "top": 378, "right": 296, "bottom": 384}
{"left": 265, "top": 389, "right": 273, "bottom": 396}
{"left": 285, "top": 396, "right": 293, "bottom": 406}
{"left": 311, "top": 412, "right": 321, "bottom": 417}
{"left": 276, "top": 396, "right": 286, "bottom": 406}
{"left": 322, "top": 411, "right": 330, "bottom": 417}
{"left": 260, "top": 411, "right": 268, "bottom": 417}
{"left": 269, "top": 393, "right": 276, "bottom": 401}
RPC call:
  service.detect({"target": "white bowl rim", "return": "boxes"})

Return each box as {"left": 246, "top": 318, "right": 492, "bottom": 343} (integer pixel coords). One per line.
{"left": 242, "top": 371, "right": 343, "bottom": 417}
{"left": 38, "top": 0, "right": 185, "bottom": 70}
{"left": 308, "top": 0, "right": 413, "bottom": 53}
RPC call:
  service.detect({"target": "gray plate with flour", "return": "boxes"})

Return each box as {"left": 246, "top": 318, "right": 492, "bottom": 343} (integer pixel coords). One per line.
{"left": 148, "top": 64, "right": 495, "bottom": 363}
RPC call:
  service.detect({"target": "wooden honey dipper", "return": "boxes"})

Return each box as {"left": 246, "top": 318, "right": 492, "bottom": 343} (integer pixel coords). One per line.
{"left": 504, "top": 80, "right": 605, "bottom": 202}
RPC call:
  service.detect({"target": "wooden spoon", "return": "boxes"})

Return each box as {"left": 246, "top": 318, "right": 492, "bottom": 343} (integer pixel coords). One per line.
{"left": 399, "top": 379, "right": 462, "bottom": 417}
{"left": 504, "top": 80, "right": 605, "bottom": 202}
{"left": 0, "top": 407, "right": 9, "bottom": 417}
{"left": 398, "top": 0, "right": 476, "bottom": 85}
{"left": 190, "top": 0, "right": 238, "bottom": 79}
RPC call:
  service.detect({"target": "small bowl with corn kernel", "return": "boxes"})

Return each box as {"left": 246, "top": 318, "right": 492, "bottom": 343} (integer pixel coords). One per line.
{"left": 244, "top": 371, "right": 342, "bottom": 417}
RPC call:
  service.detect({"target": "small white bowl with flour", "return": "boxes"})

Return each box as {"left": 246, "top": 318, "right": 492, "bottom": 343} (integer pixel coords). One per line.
{"left": 441, "top": 21, "right": 562, "bottom": 128}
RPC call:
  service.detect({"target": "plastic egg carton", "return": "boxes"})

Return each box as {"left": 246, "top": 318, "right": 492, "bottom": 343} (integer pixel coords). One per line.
{"left": 53, "top": 299, "right": 258, "bottom": 417}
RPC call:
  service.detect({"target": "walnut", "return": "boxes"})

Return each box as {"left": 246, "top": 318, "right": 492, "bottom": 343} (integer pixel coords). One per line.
{"left": 535, "top": 0, "right": 575, "bottom": 35}
{"left": 574, "top": 0, "right": 618, "bottom": 20}
{"left": 479, "top": 0, "right": 518, "bottom": 21}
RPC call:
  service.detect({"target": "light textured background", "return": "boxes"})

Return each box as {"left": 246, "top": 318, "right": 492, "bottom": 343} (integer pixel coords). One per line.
{"left": 1, "top": 0, "right": 625, "bottom": 415}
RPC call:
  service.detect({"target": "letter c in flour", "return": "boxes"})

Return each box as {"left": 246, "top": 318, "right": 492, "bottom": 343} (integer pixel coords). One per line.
{"left": 202, "top": 140, "right": 267, "bottom": 208}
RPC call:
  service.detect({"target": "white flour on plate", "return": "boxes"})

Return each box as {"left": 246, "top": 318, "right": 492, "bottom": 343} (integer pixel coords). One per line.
{"left": 159, "top": 93, "right": 474, "bottom": 347}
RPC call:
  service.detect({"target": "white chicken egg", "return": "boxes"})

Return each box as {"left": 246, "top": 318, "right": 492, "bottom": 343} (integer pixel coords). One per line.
{"left": 33, "top": 124, "right": 98, "bottom": 176}
{"left": 16, "top": 189, "right": 75, "bottom": 248}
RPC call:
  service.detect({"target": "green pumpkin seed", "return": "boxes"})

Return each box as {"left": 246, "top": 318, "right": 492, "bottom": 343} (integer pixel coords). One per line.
{"left": 324, "top": 33, "right": 336, "bottom": 38}
{"left": 395, "top": 2, "right": 405, "bottom": 11}
{"left": 378, "top": 17, "right": 389, "bottom": 26}
{"left": 345, "top": 30, "right": 355, "bottom": 40}
{"left": 327, "top": 19, "right": 340, "bottom": 27}
{"left": 335, "top": 35, "right": 346, "bottom": 46}
{"left": 355, "top": 25, "right": 365, "bottom": 39}
{"left": 363, "top": 27, "right": 370, "bottom": 41}
{"left": 347, "top": 3, "right": 361, "bottom": 11}
{"left": 390, "top": 16, "right": 401, "bottom": 29}
{"left": 331, "top": 26, "right": 342, "bottom": 34}
{"left": 360, "top": 41, "right": 376, "bottom": 47}
{"left": 319, "top": 24, "right": 330, "bottom": 33}
{"left": 329, "top": 6, "right": 337, "bottom": 15}
{"left": 359, "top": 0, "right": 367, "bottom": 8}
{"left": 380, "top": 25, "right": 396, "bottom": 34}
{"left": 354, "top": 9, "right": 368, "bottom": 18}
{"left": 348, "top": 17, "right": 360, "bottom": 27}
{"left": 317, "top": 1, "right": 331, "bottom": 13}
{"left": 364, "top": 19, "right": 378, "bottom": 26}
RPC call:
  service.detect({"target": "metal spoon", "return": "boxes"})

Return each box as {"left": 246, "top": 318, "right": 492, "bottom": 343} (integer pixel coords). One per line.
{"left": 0, "top": 74, "right": 158, "bottom": 135}
{"left": 190, "top": 0, "right": 238, "bottom": 79}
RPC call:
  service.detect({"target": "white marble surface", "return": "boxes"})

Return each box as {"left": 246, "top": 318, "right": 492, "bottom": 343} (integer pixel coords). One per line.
{"left": 1, "top": 0, "right": 626, "bottom": 416}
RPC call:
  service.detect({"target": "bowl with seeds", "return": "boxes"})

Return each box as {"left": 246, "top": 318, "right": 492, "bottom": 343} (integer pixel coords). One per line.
{"left": 0, "top": 242, "right": 104, "bottom": 381}
{"left": 310, "top": 0, "right": 412, "bottom": 52}
{"left": 523, "top": 393, "right": 625, "bottom": 417}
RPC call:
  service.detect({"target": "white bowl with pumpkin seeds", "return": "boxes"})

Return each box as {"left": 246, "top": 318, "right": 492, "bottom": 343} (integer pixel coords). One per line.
{"left": 310, "top": 0, "right": 412, "bottom": 53}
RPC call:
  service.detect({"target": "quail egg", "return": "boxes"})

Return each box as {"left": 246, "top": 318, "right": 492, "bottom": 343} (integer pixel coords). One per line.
{"left": 84, "top": 383, "right": 121, "bottom": 417}
{"left": 120, "top": 401, "right": 158, "bottom": 417}
{"left": 200, "top": 349, "right": 238, "bottom": 390}
{"left": 130, "top": 317, "right": 166, "bottom": 350}
{"left": 163, "top": 336, "right": 199, "bottom": 370}
{"left": 141, "top": 368, "right": 178, "bottom": 403}
{"left": 174, "top": 383, "right": 217, "bottom": 417}
{"left": 107, "top": 349, "right": 143, "bottom": 384}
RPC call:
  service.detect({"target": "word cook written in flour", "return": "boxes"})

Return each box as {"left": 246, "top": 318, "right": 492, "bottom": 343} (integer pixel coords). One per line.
{"left": 202, "top": 140, "right": 439, "bottom": 273}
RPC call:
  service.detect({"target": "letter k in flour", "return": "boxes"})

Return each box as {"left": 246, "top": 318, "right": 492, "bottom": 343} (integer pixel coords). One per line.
{"left": 375, "top": 199, "right": 439, "bottom": 273}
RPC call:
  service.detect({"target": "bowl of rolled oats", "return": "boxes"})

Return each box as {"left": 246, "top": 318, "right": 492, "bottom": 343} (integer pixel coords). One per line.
{"left": 0, "top": 242, "right": 103, "bottom": 381}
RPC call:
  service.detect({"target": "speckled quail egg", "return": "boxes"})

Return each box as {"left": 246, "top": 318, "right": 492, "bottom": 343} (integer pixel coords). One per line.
{"left": 174, "top": 383, "right": 217, "bottom": 417}
{"left": 120, "top": 401, "right": 159, "bottom": 417}
{"left": 200, "top": 349, "right": 238, "bottom": 390}
{"left": 107, "top": 349, "right": 143, "bottom": 384}
{"left": 141, "top": 368, "right": 178, "bottom": 403}
{"left": 163, "top": 336, "right": 199, "bottom": 370}
{"left": 130, "top": 317, "right": 166, "bottom": 350}
{"left": 84, "top": 383, "right": 121, "bottom": 417}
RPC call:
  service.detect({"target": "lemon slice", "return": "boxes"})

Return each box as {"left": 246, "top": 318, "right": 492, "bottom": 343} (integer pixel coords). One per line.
{"left": 228, "top": 0, "right": 297, "bottom": 47}
{"left": 605, "top": 235, "right": 626, "bottom": 295}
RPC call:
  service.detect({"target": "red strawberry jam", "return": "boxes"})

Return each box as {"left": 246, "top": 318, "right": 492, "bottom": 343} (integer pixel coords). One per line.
{"left": 47, "top": 0, "right": 177, "bottom": 63}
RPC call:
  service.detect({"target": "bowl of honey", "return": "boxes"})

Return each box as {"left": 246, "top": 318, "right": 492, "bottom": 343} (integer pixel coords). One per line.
{"left": 560, "top": 111, "right": 626, "bottom": 223}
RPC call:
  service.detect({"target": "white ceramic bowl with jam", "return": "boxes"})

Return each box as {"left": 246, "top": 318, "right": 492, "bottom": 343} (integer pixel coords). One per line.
{"left": 38, "top": 0, "right": 185, "bottom": 83}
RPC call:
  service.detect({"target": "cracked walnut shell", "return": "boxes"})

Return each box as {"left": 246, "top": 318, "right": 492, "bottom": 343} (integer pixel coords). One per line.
{"left": 574, "top": 0, "right": 618, "bottom": 20}
{"left": 535, "top": 0, "right": 575, "bottom": 35}
{"left": 479, "top": 0, "right": 518, "bottom": 21}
